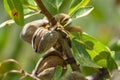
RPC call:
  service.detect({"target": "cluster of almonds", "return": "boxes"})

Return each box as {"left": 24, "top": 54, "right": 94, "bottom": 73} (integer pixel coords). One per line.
{"left": 21, "top": 13, "right": 72, "bottom": 53}
{"left": 20, "top": 13, "right": 83, "bottom": 80}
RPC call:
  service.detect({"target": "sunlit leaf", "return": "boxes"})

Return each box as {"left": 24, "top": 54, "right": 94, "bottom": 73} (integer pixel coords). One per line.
{"left": 69, "top": 0, "right": 90, "bottom": 15}
{"left": 70, "top": 0, "right": 82, "bottom": 9}
{"left": 4, "top": 0, "right": 24, "bottom": 26}
{"left": 71, "top": 35, "right": 101, "bottom": 68}
{"left": 70, "top": 32, "right": 118, "bottom": 72}
{"left": 20, "top": 0, "right": 38, "bottom": 11}
{"left": 78, "top": 0, "right": 90, "bottom": 7}
{"left": 71, "top": 6, "right": 94, "bottom": 19}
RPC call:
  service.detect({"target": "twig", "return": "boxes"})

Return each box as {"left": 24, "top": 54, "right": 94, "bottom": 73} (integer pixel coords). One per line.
{"left": 34, "top": 0, "right": 57, "bottom": 26}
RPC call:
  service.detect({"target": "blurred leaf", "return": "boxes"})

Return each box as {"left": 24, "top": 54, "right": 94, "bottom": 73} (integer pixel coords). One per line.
{"left": 70, "top": 32, "right": 118, "bottom": 72}
{"left": 0, "top": 59, "right": 21, "bottom": 75}
{"left": 59, "top": 0, "right": 72, "bottom": 14}
{"left": 55, "top": 0, "right": 64, "bottom": 9}
{"left": 52, "top": 66, "right": 62, "bottom": 80}
{"left": 71, "top": 6, "right": 94, "bottom": 19}
{"left": 0, "top": 12, "right": 40, "bottom": 28}
{"left": 42, "top": 0, "right": 72, "bottom": 14}
{"left": 78, "top": 0, "right": 90, "bottom": 7}
{"left": 20, "top": 0, "right": 30, "bottom": 5}
{"left": 81, "top": 66, "right": 97, "bottom": 75}
{"left": 4, "top": 0, "right": 24, "bottom": 26}
{"left": 69, "top": 0, "right": 90, "bottom": 15}
{"left": 20, "top": 0, "right": 38, "bottom": 11}
{"left": 0, "top": 20, "right": 14, "bottom": 28}
{"left": 45, "top": 0, "right": 64, "bottom": 13}
{"left": 2, "top": 72, "right": 22, "bottom": 80}
{"left": 42, "top": 0, "right": 57, "bottom": 15}
{"left": 20, "top": 76, "right": 33, "bottom": 80}
{"left": 110, "top": 40, "right": 120, "bottom": 52}
{"left": 70, "top": 0, "right": 82, "bottom": 9}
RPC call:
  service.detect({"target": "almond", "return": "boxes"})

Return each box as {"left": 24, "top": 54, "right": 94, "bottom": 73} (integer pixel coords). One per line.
{"left": 33, "top": 50, "right": 67, "bottom": 79}
{"left": 32, "top": 27, "right": 59, "bottom": 53}
{"left": 20, "top": 20, "right": 48, "bottom": 43}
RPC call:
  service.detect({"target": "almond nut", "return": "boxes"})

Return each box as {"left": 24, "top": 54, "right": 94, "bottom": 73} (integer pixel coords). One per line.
{"left": 33, "top": 50, "right": 67, "bottom": 78}
{"left": 32, "top": 27, "right": 59, "bottom": 53}
{"left": 20, "top": 20, "right": 48, "bottom": 43}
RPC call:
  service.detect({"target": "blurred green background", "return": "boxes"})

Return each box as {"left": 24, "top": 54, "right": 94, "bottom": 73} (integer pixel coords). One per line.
{"left": 0, "top": 0, "right": 120, "bottom": 78}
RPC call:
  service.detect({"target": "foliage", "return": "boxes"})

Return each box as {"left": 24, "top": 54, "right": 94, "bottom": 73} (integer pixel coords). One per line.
{"left": 0, "top": 0, "right": 120, "bottom": 80}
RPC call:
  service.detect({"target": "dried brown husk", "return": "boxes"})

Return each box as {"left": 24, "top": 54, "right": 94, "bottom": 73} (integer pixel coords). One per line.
{"left": 32, "top": 50, "right": 67, "bottom": 79}
{"left": 32, "top": 27, "right": 59, "bottom": 53}
{"left": 20, "top": 19, "right": 48, "bottom": 43}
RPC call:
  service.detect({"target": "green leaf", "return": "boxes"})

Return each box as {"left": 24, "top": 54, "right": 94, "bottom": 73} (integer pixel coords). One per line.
{"left": 52, "top": 66, "right": 62, "bottom": 80}
{"left": 47, "top": 0, "right": 64, "bottom": 13}
{"left": 4, "top": 0, "right": 24, "bottom": 26}
{"left": 42, "top": 0, "right": 64, "bottom": 14}
{"left": 69, "top": 0, "right": 90, "bottom": 15}
{"left": 20, "top": 0, "right": 30, "bottom": 6}
{"left": 71, "top": 32, "right": 118, "bottom": 72}
{"left": 71, "top": 36, "right": 101, "bottom": 68}
{"left": 59, "top": 0, "right": 72, "bottom": 14}
{"left": 42, "top": 0, "right": 72, "bottom": 14}
{"left": 2, "top": 72, "right": 22, "bottom": 80}
{"left": 42, "top": 0, "right": 57, "bottom": 15}
{"left": 69, "top": 0, "right": 82, "bottom": 10}
{"left": 55, "top": 0, "right": 64, "bottom": 9}
{"left": 20, "top": 0, "right": 38, "bottom": 11}
{"left": 71, "top": 6, "right": 94, "bottom": 19}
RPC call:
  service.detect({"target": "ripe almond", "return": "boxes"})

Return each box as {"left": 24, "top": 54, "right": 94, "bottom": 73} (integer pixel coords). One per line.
{"left": 32, "top": 27, "right": 59, "bottom": 53}
{"left": 33, "top": 50, "right": 67, "bottom": 79}
{"left": 20, "top": 20, "right": 48, "bottom": 43}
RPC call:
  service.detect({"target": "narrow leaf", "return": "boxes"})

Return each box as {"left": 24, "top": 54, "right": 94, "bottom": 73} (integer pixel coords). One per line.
{"left": 59, "top": 0, "right": 72, "bottom": 13}
{"left": 42, "top": 0, "right": 57, "bottom": 15}
{"left": 20, "top": 0, "right": 38, "bottom": 11}
{"left": 4, "top": 0, "right": 24, "bottom": 26}
{"left": 20, "top": 0, "right": 30, "bottom": 6}
{"left": 55, "top": 0, "right": 64, "bottom": 9}
{"left": 69, "top": 0, "right": 90, "bottom": 15}
{"left": 52, "top": 66, "right": 62, "bottom": 80}
{"left": 70, "top": 0, "right": 82, "bottom": 9}
{"left": 71, "top": 6, "right": 94, "bottom": 19}
{"left": 42, "top": 0, "right": 72, "bottom": 14}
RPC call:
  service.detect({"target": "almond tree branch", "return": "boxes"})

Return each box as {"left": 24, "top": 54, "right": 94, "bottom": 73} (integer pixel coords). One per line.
{"left": 34, "top": 0, "right": 57, "bottom": 26}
